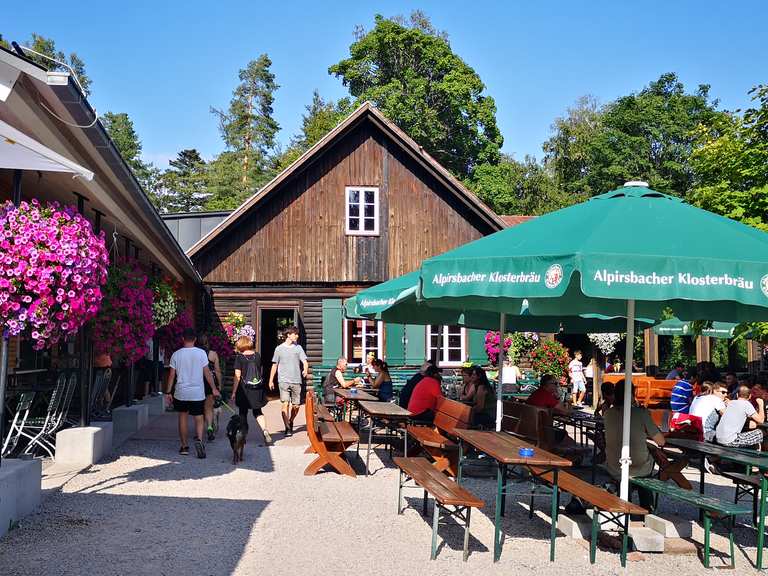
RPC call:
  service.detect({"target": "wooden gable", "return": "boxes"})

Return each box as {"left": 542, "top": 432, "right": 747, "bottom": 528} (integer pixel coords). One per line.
{"left": 192, "top": 104, "right": 503, "bottom": 284}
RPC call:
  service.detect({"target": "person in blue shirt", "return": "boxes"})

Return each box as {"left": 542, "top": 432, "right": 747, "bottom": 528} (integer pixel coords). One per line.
{"left": 670, "top": 370, "right": 695, "bottom": 413}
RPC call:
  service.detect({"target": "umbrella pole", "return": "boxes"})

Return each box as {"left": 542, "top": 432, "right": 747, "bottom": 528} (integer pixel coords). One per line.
{"left": 496, "top": 313, "right": 506, "bottom": 432}
{"left": 619, "top": 300, "right": 636, "bottom": 501}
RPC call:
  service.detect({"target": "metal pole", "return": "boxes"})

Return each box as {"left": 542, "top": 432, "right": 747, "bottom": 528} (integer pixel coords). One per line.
{"left": 0, "top": 336, "right": 8, "bottom": 468}
{"left": 434, "top": 325, "right": 442, "bottom": 367}
{"left": 78, "top": 328, "right": 91, "bottom": 426}
{"left": 619, "top": 300, "right": 636, "bottom": 501}
{"left": 126, "top": 363, "right": 135, "bottom": 407}
{"left": 496, "top": 313, "right": 506, "bottom": 432}
{"left": 152, "top": 334, "right": 160, "bottom": 395}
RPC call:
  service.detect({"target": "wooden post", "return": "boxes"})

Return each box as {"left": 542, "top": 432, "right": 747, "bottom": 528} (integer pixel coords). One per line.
{"left": 643, "top": 329, "right": 659, "bottom": 376}
{"left": 696, "top": 336, "right": 711, "bottom": 365}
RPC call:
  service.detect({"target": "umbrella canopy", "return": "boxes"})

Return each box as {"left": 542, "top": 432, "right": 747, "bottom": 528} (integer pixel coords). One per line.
{"left": 652, "top": 318, "right": 738, "bottom": 339}
{"left": 419, "top": 185, "right": 768, "bottom": 323}
{"left": 0, "top": 119, "right": 94, "bottom": 180}
{"left": 417, "top": 182, "right": 768, "bottom": 501}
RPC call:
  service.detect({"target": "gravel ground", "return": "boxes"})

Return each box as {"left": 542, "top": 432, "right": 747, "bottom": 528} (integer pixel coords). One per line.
{"left": 0, "top": 401, "right": 765, "bottom": 575}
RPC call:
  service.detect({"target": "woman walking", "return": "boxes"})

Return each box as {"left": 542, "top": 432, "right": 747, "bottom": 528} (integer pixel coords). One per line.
{"left": 197, "top": 333, "right": 223, "bottom": 441}
{"left": 231, "top": 336, "right": 271, "bottom": 445}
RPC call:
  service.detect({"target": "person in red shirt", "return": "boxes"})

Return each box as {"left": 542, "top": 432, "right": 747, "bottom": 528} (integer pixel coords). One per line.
{"left": 408, "top": 365, "right": 443, "bottom": 423}
{"left": 527, "top": 374, "right": 572, "bottom": 417}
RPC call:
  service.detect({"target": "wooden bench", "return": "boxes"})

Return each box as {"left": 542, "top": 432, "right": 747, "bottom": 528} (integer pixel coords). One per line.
{"left": 304, "top": 391, "right": 359, "bottom": 477}
{"left": 721, "top": 471, "right": 761, "bottom": 524}
{"left": 530, "top": 466, "right": 646, "bottom": 567}
{"left": 394, "top": 456, "right": 484, "bottom": 561}
{"left": 631, "top": 477, "right": 752, "bottom": 567}
{"left": 407, "top": 397, "right": 471, "bottom": 477}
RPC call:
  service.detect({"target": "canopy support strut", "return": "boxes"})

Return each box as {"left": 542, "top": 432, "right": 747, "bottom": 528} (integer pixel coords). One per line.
{"left": 619, "top": 300, "right": 636, "bottom": 501}
{"left": 496, "top": 313, "right": 506, "bottom": 432}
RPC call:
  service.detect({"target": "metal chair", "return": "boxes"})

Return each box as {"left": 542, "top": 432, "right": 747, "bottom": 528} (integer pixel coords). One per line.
{"left": 2, "top": 392, "right": 36, "bottom": 457}
{"left": 21, "top": 371, "right": 78, "bottom": 459}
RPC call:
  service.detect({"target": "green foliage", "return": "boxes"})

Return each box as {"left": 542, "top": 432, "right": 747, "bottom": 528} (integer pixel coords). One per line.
{"left": 468, "top": 154, "right": 581, "bottom": 215}
{"left": 330, "top": 12, "right": 502, "bottom": 179}
{"left": 545, "top": 74, "right": 722, "bottom": 197}
{"left": 208, "top": 54, "right": 280, "bottom": 208}
{"left": 158, "top": 149, "right": 209, "bottom": 213}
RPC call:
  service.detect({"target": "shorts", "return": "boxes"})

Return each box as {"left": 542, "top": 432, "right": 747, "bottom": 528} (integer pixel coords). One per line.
{"left": 725, "top": 429, "right": 764, "bottom": 447}
{"left": 572, "top": 380, "right": 586, "bottom": 393}
{"left": 279, "top": 382, "right": 302, "bottom": 405}
{"left": 173, "top": 398, "right": 205, "bottom": 416}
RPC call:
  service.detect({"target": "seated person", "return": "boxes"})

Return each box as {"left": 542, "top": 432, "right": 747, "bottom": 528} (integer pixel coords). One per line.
{"left": 501, "top": 358, "right": 523, "bottom": 388}
{"left": 370, "top": 358, "right": 393, "bottom": 402}
{"left": 594, "top": 382, "right": 615, "bottom": 417}
{"left": 750, "top": 378, "right": 768, "bottom": 409}
{"left": 322, "top": 357, "right": 360, "bottom": 404}
{"left": 666, "top": 363, "right": 684, "bottom": 381}
{"left": 725, "top": 371, "right": 742, "bottom": 399}
{"left": 527, "top": 374, "right": 571, "bottom": 417}
{"left": 468, "top": 366, "right": 496, "bottom": 429}
{"left": 690, "top": 381, "right": 727, "bottom": 442}
{"left": 604, "top": 379, "right": 666, "bottom": 510}
{"left": 459, "top": 364, "right": 475, "bottom": 401}
{"left": 670, "top": 371, "right": 695, "bottom": 414}
{"left": 407, "top": 364, "right": 443, "bottom": 424}
{"left": 716, "top": 385, "right": 765, "bottom": 447}
{"left": 399, "top": 360, "right": 434, "bottom": 409}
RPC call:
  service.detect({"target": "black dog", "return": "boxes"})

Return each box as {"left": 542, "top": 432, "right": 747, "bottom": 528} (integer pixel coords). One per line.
{"left": 226, "top": 414, "right": 248, "bottom": 465}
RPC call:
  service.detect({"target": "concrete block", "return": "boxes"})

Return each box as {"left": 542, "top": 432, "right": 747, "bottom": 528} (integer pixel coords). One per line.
{"left": 0, "top": 458, "right": 42, "bottom": 538}
{"left": 645, "top": 514, "right": 693, "bottom": 538}
{"left": 557, "top": 513, "right": 592, "bottom": 539}
{"left": 140, "top": 394, "right": 166, "bottom": 416}
{"left": 628, "top": 526, "right": 665, "bottom": 553}
{"left": 54, "top": 423, "right": 113, "bottom": 467}
{"left": 112, "top": 404, "right": 149, "bottom": 437}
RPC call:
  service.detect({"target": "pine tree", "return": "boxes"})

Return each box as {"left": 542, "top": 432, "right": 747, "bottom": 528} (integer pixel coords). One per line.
{"left": 159, "top": 149, "right": 209, "bottom": 213}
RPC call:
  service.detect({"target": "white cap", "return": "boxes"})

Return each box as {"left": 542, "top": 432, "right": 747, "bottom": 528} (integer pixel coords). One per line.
{"left": 624, "top": 180, "right": 649, "bottom": 187}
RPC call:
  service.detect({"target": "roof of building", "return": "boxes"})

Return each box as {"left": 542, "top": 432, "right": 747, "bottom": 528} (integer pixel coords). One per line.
{"left": 188, "top": 102, "right": 507, "bottom": 256}
{"left": 499, "top": 215, "right": 536, "bottom": 227}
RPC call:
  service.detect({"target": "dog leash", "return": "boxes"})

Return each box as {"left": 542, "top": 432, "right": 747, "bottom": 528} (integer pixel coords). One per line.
{"left": 218, "top": 400, "right": 237, "bottom": 415}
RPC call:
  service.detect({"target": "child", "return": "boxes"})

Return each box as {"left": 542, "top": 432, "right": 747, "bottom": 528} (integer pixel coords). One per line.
{"left": 569, "top": 350, "right": 586, "bottom": 406}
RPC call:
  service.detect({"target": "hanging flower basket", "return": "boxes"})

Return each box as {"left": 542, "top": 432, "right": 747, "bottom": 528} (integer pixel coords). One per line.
{"left": 484, "top": 330, "right": 512, "bottom": 365}
{"left": 223, "top": 311, "right": 246, "bottom": 344}
{"left": 150, "top": 277, "right": 180, "bottom": 329}
{"left": 158, "top": 310, "right": 234, "bottom": 361}
{"left": 0, "top": 199, "right": 108, "bottom": 349}
{"left": 92, "top": 259, "right": 155, "bottom": 363}
{"left": 530, "top": 340, "right": 571, "bottom": 379}
{"left": 588, "top": 332, "right": 624, "bottom": 355}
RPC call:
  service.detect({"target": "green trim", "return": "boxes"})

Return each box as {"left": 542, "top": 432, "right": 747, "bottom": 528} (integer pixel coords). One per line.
{"left": 467, "top": 328, "right": 487, "bottom": 365}
{"left": 321, "top": 299, "right": 343, "bottom": 366}
{"left": 385, "top": 323, "right": 405, "bottom": 364}
{"left": 404, "top": 324, "right": 426, "bottom": 365}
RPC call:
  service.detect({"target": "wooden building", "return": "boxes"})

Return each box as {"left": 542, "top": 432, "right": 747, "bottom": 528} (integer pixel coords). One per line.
{"left": 188, "top": 102, "right": 506, "bottom": 369}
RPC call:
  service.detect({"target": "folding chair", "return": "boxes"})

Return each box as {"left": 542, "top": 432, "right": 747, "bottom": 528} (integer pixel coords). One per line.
{"left": 21, "top": 371, "right": 78, "bottom": 458}
{"left": 2, "top": 392, "right": 35, "bottom": 457}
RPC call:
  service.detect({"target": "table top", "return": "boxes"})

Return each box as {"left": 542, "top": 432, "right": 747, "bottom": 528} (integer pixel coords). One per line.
{"left": 357, "top": 400, "right": 411, "bottom": 418}
{"left": 665, "top": 437, "right": 768, "bottom": 469}
{"left": 454, "top": 429, "right": 572, "bottom": 467}
{"left": 334, "top": 388, "right": 378, "bottom": 402}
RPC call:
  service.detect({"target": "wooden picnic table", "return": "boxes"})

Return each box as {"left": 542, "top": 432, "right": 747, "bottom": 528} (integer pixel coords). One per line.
{"left": 333, "top": 388, "right": 378, "bottom": 421}
{"left": 357, "top": 400, "right": 411, "bottom": 475}
{"left": 453, "top": 429, "right": 572, "bottom": 562}
{"left": 665, "top": 437, "right": 768, "bottom": 569}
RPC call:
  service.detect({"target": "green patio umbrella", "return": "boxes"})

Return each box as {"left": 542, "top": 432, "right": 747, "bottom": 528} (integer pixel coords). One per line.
{"left": 417, "top": 182, "right": 768, "bottom": 500}
{"left": 652, "top": 318, "right": 738, "bottom": 338}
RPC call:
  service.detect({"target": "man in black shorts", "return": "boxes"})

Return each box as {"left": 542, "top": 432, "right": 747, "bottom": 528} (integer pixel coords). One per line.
{"left": 165, "top": 328, "right": 219, "bottom": 458}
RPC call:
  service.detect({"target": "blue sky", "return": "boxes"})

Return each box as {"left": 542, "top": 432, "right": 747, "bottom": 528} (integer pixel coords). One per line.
{"left": 5, "top": 1, "right": 767, "bottom": 168}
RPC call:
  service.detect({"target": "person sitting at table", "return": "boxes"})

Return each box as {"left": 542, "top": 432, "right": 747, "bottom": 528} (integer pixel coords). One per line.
{"left": 501, "top": 358, "right": 523, "bottom": 389}
{"left": 604, "top": 379, "right": 668, "bottom": 511}
{"left": 594, "top": 382, "right": 615, "bottom": 417}
{"left": 690, "top": 381, "right": 728, "bottom": 442}
{"left": 370, "top": 358, "right": 393, "bottom": 402}
{"left": 670, "top": 370, "right": 695, "bottom": 413}
{"left": 399, "top": 360, "right": 434, "bottom": 409}
{"left": 468, "top": 365, "right": 496, "bottom": 429}
{"left": 526, "top": 374, "right": 571, "bottom": 417}
{"left": 749, "top": 378, "right": 768, "bottom": 409}
{"left": 666, "top": 363, "right": 684, "bottom": 381}
{"left": 359, "top": 351, "right": 377, "bottom": 384}
{"left": 716, "top": 385, "right": 765, "bottom": 448}
{"left": 459, "top": 364, "right": 475, "bottom": 401}
{"left": 407, "top": 364, "right": 443, "bottom": 424}
{"left": 322, "top": 357, "right": 361, "bottom": 404}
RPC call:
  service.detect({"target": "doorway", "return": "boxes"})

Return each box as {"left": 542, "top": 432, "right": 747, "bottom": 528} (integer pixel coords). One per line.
{"left": 258, "top": 307, "right": 299, "bottom": 397}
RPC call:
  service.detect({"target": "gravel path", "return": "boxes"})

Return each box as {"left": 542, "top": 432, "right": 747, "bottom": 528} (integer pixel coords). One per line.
{"left": 0, "top": 402, "right": 765, "bottom": 575}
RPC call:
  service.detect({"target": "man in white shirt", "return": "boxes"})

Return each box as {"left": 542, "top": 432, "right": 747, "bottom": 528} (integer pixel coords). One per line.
{"left": 165, "top": 328, "right": 218, "bottom": 458}
{"left": 689, "top": 382, "right": 728, "bottom": 441}
{"left": 569, "top": 350, "right": 587, "bottom": 406}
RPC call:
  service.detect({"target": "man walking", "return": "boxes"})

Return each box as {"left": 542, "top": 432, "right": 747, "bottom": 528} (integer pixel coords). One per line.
{"left": 165, "top": 328, "right": 219, "bottom": 458}
{"left": 269, "top": 326, "right": 308, "bottom": 436}
{"left": 569, "top": 350, "right": 587, "bottom": 406}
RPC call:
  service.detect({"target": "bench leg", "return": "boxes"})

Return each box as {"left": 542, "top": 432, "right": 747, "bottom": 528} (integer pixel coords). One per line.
{"left": 430, "top": 499, "right": 440, "bottom": 560}
{"left": 703, "top": 512, "right": 711, "bottom": 569}
{"left": 463, "top": 507, "right": 471, "bottom": 562}
{"left": 729, "top": 516, "right": 736, "bottom": 568}
{"left": 550, "top": 468, "right": 559, "bottom": 562}
{"left": 590, "top": 509, "right": 599, "bottom": 564}
{"left": 621, "top": 513, "right": 629, "bottom": 568}
{"left": 494, "top": 462, "right": 504, "bottom": 562}
{"left": 423, "top": 489, "right": 429, "bottom": 516}
{"left": 397, "top": 469, "right": 404, "bottom": 515}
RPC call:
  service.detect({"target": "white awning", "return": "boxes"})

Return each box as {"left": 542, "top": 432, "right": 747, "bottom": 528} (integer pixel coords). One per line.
{"left": 0, "top": 119, "right": 94, "bottom": 180}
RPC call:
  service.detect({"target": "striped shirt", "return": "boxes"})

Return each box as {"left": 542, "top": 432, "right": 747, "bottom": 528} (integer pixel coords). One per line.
{"left": 670, "top": 379, "right": 694, "bottom": 413}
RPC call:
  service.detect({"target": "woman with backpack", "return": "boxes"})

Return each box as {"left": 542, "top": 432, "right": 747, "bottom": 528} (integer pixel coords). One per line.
{"left": 230, "top": 336, "right": 271, "bottom": 445}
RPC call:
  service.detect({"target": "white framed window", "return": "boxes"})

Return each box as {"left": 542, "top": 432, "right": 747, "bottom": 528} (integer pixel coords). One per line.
{"left": 345, "top": 186, "right": 379, "bottom": 236}
{"left": 344, "top": 319, "right": 384, "bottom": 364}
{"left": 427, "top": 325, "right": 466, "bottom": 366}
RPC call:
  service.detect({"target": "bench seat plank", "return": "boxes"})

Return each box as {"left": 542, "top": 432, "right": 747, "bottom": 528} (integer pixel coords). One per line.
{"left": 395, "top": 457, "right": 483, "bottom": 508}
{"left": 631, "top": 477, "right": 752, "bottom": 515}
{"left": 721, "top": 471, "right": 761, "bottom": 488}
{"left": 407, "top": 425, "right": 456, "bottom": 449}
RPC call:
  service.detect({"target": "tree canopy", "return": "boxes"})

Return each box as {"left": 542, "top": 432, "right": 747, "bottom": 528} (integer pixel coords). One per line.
{"left": 329, "top": 12, "right": 503, "bottom": 179}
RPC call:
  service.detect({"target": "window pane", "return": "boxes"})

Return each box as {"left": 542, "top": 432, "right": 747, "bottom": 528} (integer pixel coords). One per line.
{"left": 448, "top": 348, "right": 462, "bottom": 362}
{"left": 448, "top": 335, "right": 461, "bottom": 348}
{"left": 349, "top": 190, "right": 360, "bottom": 204}
{"left": 348, "top": 217, "right": 359, "bottom": 230}
{"left": 364, "top": 190, "right": 375, "bottom": 204}
{"left": 346, "top": 320, "right": 363, "bottom": 364}
{"left": 349, "top": 204, "right": 359, "bottom": 217}
{"left": 430, "top": 334, "right": 440, "bottom": 349}
{"left": 364, "top": 218, "right": 375, "bottom": 231}
{"left": 364, "top": 204, "right": 375, "bottom": 218}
